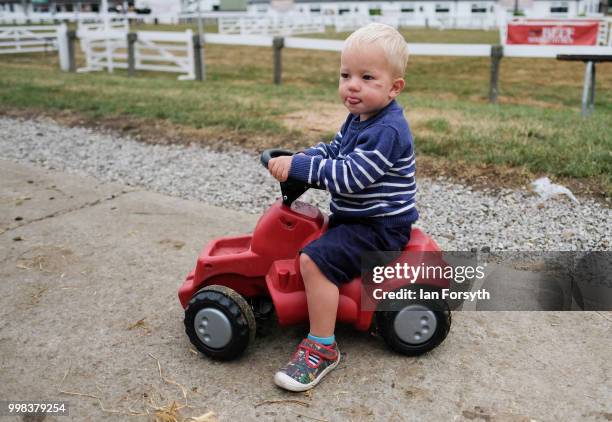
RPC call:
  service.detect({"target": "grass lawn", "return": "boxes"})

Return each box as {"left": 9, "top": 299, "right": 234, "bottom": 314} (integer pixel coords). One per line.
{"left": 0, "top": 26, "right": 610, "bottom": 197}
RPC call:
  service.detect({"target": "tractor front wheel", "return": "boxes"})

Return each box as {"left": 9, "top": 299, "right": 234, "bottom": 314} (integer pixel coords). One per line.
{"left": 184, "top": 285, "right": 256, "bottom": 360}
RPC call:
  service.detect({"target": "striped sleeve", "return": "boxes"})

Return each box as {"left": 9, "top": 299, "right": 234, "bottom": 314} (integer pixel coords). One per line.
{"left": 301, "top": 130, "right": 342, "bottom": 159}
{"left": 290, "top": 125, "right": 404, "bottom": 194}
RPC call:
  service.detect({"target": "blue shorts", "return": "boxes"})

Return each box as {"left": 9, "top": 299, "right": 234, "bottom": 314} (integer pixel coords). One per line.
{"left": 301, "top": 215, "right": 412, "bottom": 286}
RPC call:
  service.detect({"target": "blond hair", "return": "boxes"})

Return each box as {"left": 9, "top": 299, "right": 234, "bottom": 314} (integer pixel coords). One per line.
{"left": 342, "top": 23, "right": 409, "bottom": 78}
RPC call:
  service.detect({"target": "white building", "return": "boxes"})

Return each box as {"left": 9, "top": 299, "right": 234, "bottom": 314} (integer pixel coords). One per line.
{"left": 179, "top": 0, "right": 605, "bottom": 28}
{"left": 1, "top": 0, "right": 606, "bottom": 25}
{"left": 528, "top": 0, "right": 603, "bottom": 16}
{"left": 253, "top": 0, "right": 501, "bottom": 29}
{"left": 185, "top": 0, "right": 604, "bottom": 17}
{"left": 134, "top": 0, "right": 182, "bottom": 22}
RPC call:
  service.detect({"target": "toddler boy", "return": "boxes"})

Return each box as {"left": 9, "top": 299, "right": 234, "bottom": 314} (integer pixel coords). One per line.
{"left": 268, "top": 23, "right": 418, "bottom": 391}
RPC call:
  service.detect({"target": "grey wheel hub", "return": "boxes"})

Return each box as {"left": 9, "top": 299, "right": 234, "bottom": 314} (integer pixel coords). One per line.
{"left": 393, "top": 304, "right": 437, "bottom": 345}
{"left": 194, "top": 308, "right": 233, "bottom": 349}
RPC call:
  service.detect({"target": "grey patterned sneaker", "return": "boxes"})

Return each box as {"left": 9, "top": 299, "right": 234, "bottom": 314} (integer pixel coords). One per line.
{"left": 274, "top": 338, "right": 340, "bottom": 392}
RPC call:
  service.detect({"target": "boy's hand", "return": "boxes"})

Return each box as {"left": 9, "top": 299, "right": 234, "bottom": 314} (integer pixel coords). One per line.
{"left": 268, "top": 156, "right": 292, "bottom": 182}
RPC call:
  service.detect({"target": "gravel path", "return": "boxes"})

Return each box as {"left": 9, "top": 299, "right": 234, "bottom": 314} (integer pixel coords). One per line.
{"left": 1, "top": 116, "right": 610, "bottom": 251}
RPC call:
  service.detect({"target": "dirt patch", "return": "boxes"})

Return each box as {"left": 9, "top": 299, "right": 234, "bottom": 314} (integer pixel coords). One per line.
{"left": 280, "top": 102, "right": 346, "bottom": 139}
{"left": 495, "top": 96, "right": 565, "bottom": 110}
{"left": 426, "top": 92, "right": 461, "bottom": 102}
{"left": 407, "top": 108, "right": 465, "bottom": 125}
{"left": 466, "top": 94, "right": 567, "bottom": 110}
{"left": 416, "top": 155, "right": 609, "bottom": 203}
{"left": 416, "top": 155, "right": 531, "bottom": 190}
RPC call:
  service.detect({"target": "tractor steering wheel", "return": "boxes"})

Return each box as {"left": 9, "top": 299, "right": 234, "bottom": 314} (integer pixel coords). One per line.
{"left": 260, "top": 148, "right": 294, "bottom": 169}
{"left": 260, "top": 149, "right": 323, "bottom": 206}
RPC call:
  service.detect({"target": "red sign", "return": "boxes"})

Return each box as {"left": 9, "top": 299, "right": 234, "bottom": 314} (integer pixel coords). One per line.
{"left": 506, "top": 19, "right": 600, "bottom": 45}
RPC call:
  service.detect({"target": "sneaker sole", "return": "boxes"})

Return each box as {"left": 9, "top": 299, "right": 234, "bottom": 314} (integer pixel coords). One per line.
{"left": 273, "top": 354, "right": 340, "bottom": 392}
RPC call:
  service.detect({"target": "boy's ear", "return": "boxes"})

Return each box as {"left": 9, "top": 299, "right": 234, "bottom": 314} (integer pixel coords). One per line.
{"left": 389, "top": 78, "right": 405, "bottom": 99}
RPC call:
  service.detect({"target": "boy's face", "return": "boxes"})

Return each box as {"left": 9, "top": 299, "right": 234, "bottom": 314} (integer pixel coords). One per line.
{"left": 339, "top": 45, "right": 405, "bottom": 121}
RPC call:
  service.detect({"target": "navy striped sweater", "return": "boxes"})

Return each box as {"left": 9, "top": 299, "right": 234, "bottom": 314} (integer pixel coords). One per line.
{"left": 289, "top": 100, "right": 418, "bottom": 227}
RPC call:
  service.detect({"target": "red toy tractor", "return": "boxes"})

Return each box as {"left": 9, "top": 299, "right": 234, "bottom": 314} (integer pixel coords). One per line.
{"left": 179, "top": 150, "right": 451, "bottom": 360}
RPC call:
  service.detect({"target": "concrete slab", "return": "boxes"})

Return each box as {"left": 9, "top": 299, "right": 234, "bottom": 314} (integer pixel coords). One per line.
{"left": 0, "top": 160, "right": 128, "bottom": 234}
{"left": 0, "top": 161, "right": 610, "bottom": 422}
{"left": 476, "top": 264, "right": 572, "bottom": 311}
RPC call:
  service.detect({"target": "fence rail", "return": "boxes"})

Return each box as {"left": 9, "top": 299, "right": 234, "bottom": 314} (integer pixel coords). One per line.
{"left": 203, "top": 33, "right": 612, "bottom": 58}
{"left": 77, "top": 19, "right": 130, "bottom": 37}
{"left": 503, "top": 44, "right": 612, "bottom": 58}
{"left": 0, "top": 11, "right": 179, "bottom": 25}
{"left": 203, "top": 33, "right": 274, "bottom": 47}
{"left": 218, "top": 16, "right": 324, "bottom": 35}
{"left": 0, "top": 25, "right": 60, "bottom": 54}
{"left": 283, "top": 37, "right": 344, "bottom": 52}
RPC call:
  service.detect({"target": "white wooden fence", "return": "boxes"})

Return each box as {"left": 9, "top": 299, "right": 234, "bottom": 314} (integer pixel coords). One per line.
{"left": 134, "top": 30, "right": 195, "bottom": 79}
{"left": 331, "top": 15, "right": 496, "bottom": 32}
{"left": 218, "top": 16, "right": 324, "bottom": 35}
{"left": 0, "top": 11, "right": 101, "bottom": 24}
{"left": 78, "top": 30, "right": 127, "bottom": 74}
{"left": 78, "top": 29, "right": 196, "bottom": 80}
{"left": 436, "top": 15, "right": 497, "bottom": 30}
{"left": 332, "top": 15, "right": 370, "bottom": 32}
{"left": 0, "top": 11, "right": 176, "bottom": 25}
{"left": 201, "top": 33, "right": 612, "bottom": 58}
{"left": 77, "top": 18, "right": 130, "bottom": 37}
{"left": 0, "top": 25, "right": 60, "bottom": 54}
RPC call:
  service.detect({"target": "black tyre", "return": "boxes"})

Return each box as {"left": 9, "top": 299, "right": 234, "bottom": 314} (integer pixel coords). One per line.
{"left": 377, "top": 288, "right": 451, "bottom": 356}
{"left": 184, "top": 285, "right": 256, "bottom": 360}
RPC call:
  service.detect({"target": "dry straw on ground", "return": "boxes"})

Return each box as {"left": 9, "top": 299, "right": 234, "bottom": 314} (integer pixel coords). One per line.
{"left": 56, "top": 355, "right": 217, "bottom": 421}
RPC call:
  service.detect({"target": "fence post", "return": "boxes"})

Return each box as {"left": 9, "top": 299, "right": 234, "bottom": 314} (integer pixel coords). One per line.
{"left": 273, "top": 36, "right": 284, "bottom": 85}
{"left": 127, "top": 32, "right": 137, "bottom": 77}
{"left": 489, "top": 45, "right": 503, "bottom": 104}
{"left": 581, "top": 61, "right": 594, "bottom": 117}
{"left": 67, "top": 30, "right": 76, "bottom": 72}
{"left": 192, "top": 33, "right": 204, "bottom": 81}
{"left": 200, "top": 34, "right": 206, "bottom": 81}
{"left": 58, "top": 24, "right": 77, "bottom": 72}
{"left": 57, "top": 24, "right": 69, "bottom": 71}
